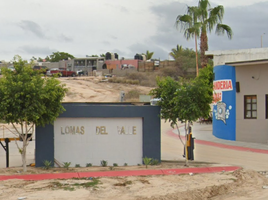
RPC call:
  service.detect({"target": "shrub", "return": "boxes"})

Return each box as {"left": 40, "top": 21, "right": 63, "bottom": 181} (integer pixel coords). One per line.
{"left": 43, "top": 160, "right": 52, "bottom": 170}
{"left": 113, "top": 163, "right": 118, "bottom": 167}
{"left": 63, "top": 162, "right": 71, "bottom": 170}
{"left": 101, "top": 160, "right": 108, "bottom": 167}
{"left": 75, "top": 164, "right": 81, "bottom": 168}
{"left": 86, "top": 163, "right": 92, "bottom": 167}
{"left": 143, "top": 157, "right": 152, "bottom": 168}
{"left": 151, "top": 159, "right": 159, "bottom": 165}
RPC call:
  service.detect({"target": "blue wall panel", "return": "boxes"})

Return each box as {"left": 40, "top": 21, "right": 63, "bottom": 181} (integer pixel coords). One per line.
{"left": 35, "top": 103, "right": 161, "bottom": 167}
{"left": 213, "top": 65, "right": 236, "bottom": 140}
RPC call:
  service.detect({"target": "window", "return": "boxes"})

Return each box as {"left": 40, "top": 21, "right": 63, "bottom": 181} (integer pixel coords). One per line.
{"left": 244, "top": 95, "right": 257, "bottom": 119}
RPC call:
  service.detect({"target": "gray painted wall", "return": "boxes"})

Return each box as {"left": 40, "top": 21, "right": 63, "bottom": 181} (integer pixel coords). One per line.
{"left": 236, "top": 64, "right": 268, "bottom": 144}
{"left": 36, "top": 103, "right": 161, "bottom": 167}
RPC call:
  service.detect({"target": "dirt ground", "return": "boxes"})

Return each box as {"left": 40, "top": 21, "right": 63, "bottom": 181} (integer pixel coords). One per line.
{"left": 1, "top": 76, "right": 268, "bottom": 200}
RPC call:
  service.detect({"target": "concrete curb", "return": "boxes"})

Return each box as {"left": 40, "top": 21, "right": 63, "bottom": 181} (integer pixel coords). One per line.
{"left": 0, "top": 166, "right": 240, "bottom": 181}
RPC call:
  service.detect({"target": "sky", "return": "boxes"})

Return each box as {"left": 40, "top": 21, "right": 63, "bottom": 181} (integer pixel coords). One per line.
{"left": 1, "top": 0, "right": 268, "bottom": 62}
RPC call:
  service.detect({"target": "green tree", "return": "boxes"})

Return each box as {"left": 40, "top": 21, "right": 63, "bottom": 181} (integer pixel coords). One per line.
{"left": 150, "top": 67, "right": 212, "bottom": 164}
{"left": 169, "top": 45, "right": 183, "bottom": 60}
{"left": 143, "top": 50, "right": 154, "bottom": 60}
{"left": 46, "top": 51, "right": 75, "bottom": 62}
{"left": 176, "top": 0, "right": 232, "bottom": 68}
{"left": 0, "top": 55, "right": 67, "bottom": 172}
{"left": 169, "top": 45, "right": 200, "bottom": 77}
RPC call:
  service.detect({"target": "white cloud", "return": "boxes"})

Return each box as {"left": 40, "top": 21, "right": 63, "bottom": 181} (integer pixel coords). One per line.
{"left": 0, "top": 0, "right": 268, "bottom": 61}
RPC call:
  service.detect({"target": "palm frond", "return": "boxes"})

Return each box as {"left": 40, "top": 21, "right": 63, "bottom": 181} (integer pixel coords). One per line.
{"left": 175, "top": 14, "right": 192, "bottom": 30}
{"left": 215, "top": 24, "right": 233, "bottom": 39}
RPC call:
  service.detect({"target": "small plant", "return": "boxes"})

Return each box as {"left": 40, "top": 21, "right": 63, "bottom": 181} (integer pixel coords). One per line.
{"left": 86, "top": 163, "right": 92, "bottom": 167}
{"left": 113, "top": 163, "right": 118, "bottom": 167}
{"left": 124, "top": 163, "right": 128, "bottom": 166}
{"left": 63, "top": 162, "right": 71, "bottom": 170}
{"left": 151, "top": 159, "right": 159, "bottom": 165}
{"left": 109, "top": 166, "right": 115, "bottom": 171}
{"left": 101, "top": 160, "right": 108, "bottom": 167}
{"left": 143, "top": 157, "right": 152, "bottom": 168}
{"left": 75, "top": 164, "right": 81, "bottom": 168}
{"left": 137, "top": 164, "right": 141, "bottom": 166}
{"left": 43, "top": 160, "right": 52, "bottom": 170}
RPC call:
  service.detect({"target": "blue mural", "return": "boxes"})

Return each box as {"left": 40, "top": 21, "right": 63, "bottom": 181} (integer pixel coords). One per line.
{"left": 213, "top": 65, "right": 236, "bottom": 140}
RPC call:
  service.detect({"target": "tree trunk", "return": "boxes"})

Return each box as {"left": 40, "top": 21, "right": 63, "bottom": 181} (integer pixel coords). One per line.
{"left": 195, "top": 33, "right": 199, "bottom": 76}
{"left": 184, "top": 122, "right": 188, "bottom": 166}
{"left": 22, "top": 140, "right": 27, "bottom": 172}
{"left": 200, "top": 31, "right": 208, "bottom": 68}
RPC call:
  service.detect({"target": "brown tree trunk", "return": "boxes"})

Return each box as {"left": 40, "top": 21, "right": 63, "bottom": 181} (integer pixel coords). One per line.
{"left": 200, "top": 31, "right": 208, "bottom": 68}
{"left": 195, "top": 34, "right": 199, "bottom": 76}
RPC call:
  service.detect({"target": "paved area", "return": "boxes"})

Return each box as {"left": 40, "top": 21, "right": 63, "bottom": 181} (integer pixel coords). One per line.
{"left": 162, "top": 122, "right": 268, "bottom": 171}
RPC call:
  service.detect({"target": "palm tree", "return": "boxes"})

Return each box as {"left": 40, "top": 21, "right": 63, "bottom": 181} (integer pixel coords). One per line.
{"left": 169, "top": 45, "right": 183, "bottom": 60}
{"left": 143, "top": 50, "right": 154, "bottom": 60}
{"left": 176, "top": 0, "right": 233, "bottom": 68}
{"left": 176, "top": 6, "right": 200, "bottom": 75}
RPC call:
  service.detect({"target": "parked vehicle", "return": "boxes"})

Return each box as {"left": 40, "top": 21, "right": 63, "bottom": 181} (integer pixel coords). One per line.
{"left": 8, "top": 66, "right": 15, "bottom": 72}
{"left": 33, "top": 66, "right": 48, "bottom": 74}
{"left": 46, "top": 68, "right": 60, "bottom": 76}
{"left": 46, "top": 68, "right": 76, "bottom": 77}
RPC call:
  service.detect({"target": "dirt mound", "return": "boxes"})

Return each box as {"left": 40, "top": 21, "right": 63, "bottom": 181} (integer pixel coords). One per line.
{"left": 136, "top": 169, "right": 268, "bottom": 200}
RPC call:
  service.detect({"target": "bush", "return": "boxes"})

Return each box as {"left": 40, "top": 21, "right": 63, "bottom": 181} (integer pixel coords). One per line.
{"left": 86, "top": 163, "right": 92, "bottom": 167}
{"left": 63, "top": 162, "right": 71, "bottom": 170}
{"left": 43, "top": 160, "right": 52, "bottom": 170}
{"left": 101, "top": 160, "right": 108, "bottom": 167}
{"left": 125, "top": 89, "right": 141, "bottom": 99}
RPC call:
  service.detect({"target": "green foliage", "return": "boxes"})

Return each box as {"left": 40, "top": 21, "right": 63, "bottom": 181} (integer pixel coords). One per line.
{"left": 101, "top": 160, "right": 108, "bottom": 167}
{"left": 169, "top": 45, "right": 200, "bottom": 75}
{"left": 63, "top": 162, "right": 71, "bottom": 170}
{"left": 195, "top": 64, "right": 213, "bottom": 95}
{"left": 150, "top": 73, "right": 213, "bottom": 125}
{"left": 143, "top": 157, "right": 152, "bottom": 168}
{"left": 113, "top": 163, "right": 118, "bottom": 167}
{"left": 125, "top": 89, "right": 142, "bottom": 100}
{"left": 149, "top": 76, "right": 180, "bottom": 127}
{"left": 43, "top": 160, "right": 52, "bottom": 170}
{"left": 151, "top": 159, "right": 159, "bottom": 165}
{"left": 86, "top": 163, "right": 93, "bottom": 167}
{"left": 75, "top": 164, "right": 81, "bottom": 168}
{"left": 0, "top": 55, "right": 67, "bottom": 127}
{"left": 52, "top": 178, "right": 100, "bottom": 191}
{"left": 109, "top": 166, "right": 115, "bottom": 170}
{"left": 143, "top": 50, "right": 154, "bottom": 60}
{"left": 44, "top": 51, "right": 75, "bottom": 62}
{"left": 124, "top": 163, "right": 128, "bottom": 166}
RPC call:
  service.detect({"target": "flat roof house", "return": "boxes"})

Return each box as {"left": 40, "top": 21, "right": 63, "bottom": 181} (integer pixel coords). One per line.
{"left": 206, "top": 48, "right": 268, "bottom": 144}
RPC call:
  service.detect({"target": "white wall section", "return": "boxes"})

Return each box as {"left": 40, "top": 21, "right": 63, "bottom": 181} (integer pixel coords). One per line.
{"left": 54, "top": 118, "right": 143, "bottom": 167}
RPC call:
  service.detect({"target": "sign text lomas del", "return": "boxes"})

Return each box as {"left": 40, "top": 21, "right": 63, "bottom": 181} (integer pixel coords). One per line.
{"left": 61, "top": 126, "right": 137, "bottom": 135}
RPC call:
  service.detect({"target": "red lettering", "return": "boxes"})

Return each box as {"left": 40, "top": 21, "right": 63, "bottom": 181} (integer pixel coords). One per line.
{"left": 228, "top": 80, "right": 232, "bottom": 89}
{"left": 223, "top": 81, "right": 226, "bottom": 89}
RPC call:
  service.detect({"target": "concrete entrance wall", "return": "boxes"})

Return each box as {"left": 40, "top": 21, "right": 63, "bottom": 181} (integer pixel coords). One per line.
{"left": 35, "top": 103, "right": 161, "bottom": 167}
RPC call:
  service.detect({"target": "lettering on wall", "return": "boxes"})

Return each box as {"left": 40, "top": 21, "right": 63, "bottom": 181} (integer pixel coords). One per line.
{"left": 61, "top": 126, "right": 85, "bottom": 135}
{"left": 213, "top": 79, "right": 233, "bottom": 104}
{"left": 96, "top": 126, "right": 108, "bottom": 135}
{"left": 117, "top": 126, "right": 137, "bottom": 135}
{"left": 60, "top": 125, "right": 138, "bottom": 135}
